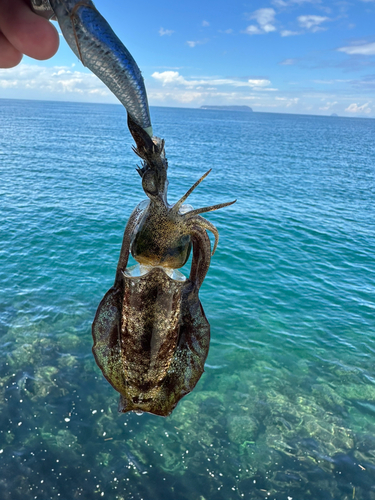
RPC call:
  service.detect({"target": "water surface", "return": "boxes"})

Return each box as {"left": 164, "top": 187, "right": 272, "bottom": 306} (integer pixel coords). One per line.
{"left": 1, "top": 99, "right": 375, "bottom": 499}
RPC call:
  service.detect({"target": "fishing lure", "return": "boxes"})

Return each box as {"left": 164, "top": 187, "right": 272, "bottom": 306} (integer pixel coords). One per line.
{"left": 30, "top": 0, "right": 235, "bottom": 416}
{"left": 31, "top": 0, "right": 152, "bottom": 134}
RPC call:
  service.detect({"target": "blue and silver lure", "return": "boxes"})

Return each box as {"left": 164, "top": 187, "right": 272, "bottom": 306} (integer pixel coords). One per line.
{"left": 30, "top": 0, "right": 152, "bottom": 135}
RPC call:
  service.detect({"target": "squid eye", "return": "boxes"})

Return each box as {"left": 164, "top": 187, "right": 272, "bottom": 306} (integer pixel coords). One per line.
{"left": 142, "top": 171, "right": 157, "bottom": 195}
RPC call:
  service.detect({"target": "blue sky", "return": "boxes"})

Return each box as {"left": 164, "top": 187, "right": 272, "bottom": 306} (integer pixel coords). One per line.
{"left": 0, "top": 0, "right": 374, "bottom": 117}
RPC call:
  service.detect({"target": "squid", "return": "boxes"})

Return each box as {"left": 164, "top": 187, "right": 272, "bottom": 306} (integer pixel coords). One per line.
{"left": 30, "top": 0, "right": 235, "bottom": 416}
{"left": 93, "top": 117, "right": 235, "bottom": 416}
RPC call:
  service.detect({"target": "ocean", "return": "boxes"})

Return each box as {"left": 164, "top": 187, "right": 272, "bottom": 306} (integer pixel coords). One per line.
{"left": 1, "top": 98, "right": 375, "bottom": 500}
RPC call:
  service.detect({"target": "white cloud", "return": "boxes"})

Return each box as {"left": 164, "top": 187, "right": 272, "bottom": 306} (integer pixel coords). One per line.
{"left": 152, "top": 71, "right": 186, "bottom": 85}
{"left": 280, "top": 58, "right": 297, "bottom": 65}
{"left": 220, "top": 29, "right": 233, "bottom": 34}
{"left": 298, "top": 15, "right": 329, "bottom": 32}
{"left": 272, "top": 0, "right": 321, "bottom": 5}
{"left": 338, "top": 42, "right": 375, "bottom": 55}
{"left": 0, "top": 63, "right": 109, "bottom": 97}
{"left": 275, "top": 96, "right": 300, "bottom": 107}
{"left": 159, "top": 28, "right": 174, "bottom": 36}
{"left": 0, "top": 79, "right": 17, "bottom": 89}
{"left": 345, "top": 102, "right": 371, "bottom": 114}
{"left": 280, "top": 30, "right": 300, "bottom": 36}
{"left": 171, "top": 91, "right": 203, "bottom": 103}
{"left": 186, "top": 40, "right": 207, "bottom": 48}
{"left": 148, "top": 89, "right": 261, "bottom": 105}
{"left": 245, "top": 8, "right": 276, "bottom": 35}
{"left": 319, "top": 101, "right": 338, "bottom": 110}
{"left": 202, "top": 20, "right": 210, "bottom": 27}
{"left": 247, "top": 79, "right": 272, "bottom": 88}
{"left": 245, "top": 25, "right": 263, "bottom": 35}
{"left": 151, "top": 71, "right": 273, "bottom": 90}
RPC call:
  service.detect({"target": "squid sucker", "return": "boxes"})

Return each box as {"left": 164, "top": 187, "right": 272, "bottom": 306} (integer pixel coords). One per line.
{"left": 30, "top": 0, "right": 235, "bottom": 416}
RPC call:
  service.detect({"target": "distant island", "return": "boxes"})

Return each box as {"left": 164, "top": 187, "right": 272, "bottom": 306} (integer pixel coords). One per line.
{"left": 330, "top": 113, "right": 338, "bottom": 117}
{"left": 200, "top": 105, "right": 253, "bottom": 112}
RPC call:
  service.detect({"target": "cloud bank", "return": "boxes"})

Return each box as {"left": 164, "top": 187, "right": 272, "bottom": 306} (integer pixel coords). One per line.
{"left": 345, "top": 102, "right": 371, "bottom": 114}
{"left": 298, "top": 15, "right": 329, "bottom": 32}
{"left": 338, "top": 42, "right": 375, "bottom": 55}
{"left": 245, "top": 9, "right": 277, "bottom": 35}
{"left": 159, "top": 28, "right": 174, "bottom": 36}
{"left": 151, "top": 71, "right": 273, "bottom": 89}
{"left": 0, "top": 64, "right": 110, "bottom": 99}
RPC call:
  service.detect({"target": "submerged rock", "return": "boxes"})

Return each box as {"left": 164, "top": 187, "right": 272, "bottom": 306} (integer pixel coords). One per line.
{"left": 227, "top": 415, "right": 259, "bottom": 444}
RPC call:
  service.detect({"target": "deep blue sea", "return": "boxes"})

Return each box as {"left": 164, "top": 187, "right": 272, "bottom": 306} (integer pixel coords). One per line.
{"left": 1, "top": 99, "right": 375, "bottom": 500}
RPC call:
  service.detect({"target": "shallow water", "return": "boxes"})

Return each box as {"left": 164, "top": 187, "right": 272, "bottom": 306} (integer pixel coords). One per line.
{"left": 1, "top": 99, "right": 375, "bottom": 499}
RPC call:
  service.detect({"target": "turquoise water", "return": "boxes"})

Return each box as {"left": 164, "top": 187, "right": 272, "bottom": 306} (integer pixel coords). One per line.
{"left": 1, "top": 99, "right": 375, "bottom": 499}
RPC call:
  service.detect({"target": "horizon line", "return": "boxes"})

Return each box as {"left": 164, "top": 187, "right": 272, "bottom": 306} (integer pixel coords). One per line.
{"left": 0, "top": 96, "right": 373, "bottom": 120}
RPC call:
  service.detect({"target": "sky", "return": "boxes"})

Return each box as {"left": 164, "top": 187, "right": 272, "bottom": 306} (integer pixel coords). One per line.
{"left": 0, "top": 0, "right": 375, "bottom": 117}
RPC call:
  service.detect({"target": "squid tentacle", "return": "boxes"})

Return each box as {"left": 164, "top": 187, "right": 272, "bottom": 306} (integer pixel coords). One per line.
{"left": 187, "top": 216, "right": 219, "bottom": 256}
{"left": 184, "top": 199, "right": 236, "bottom": 218}
{"left": 115, "top": 203, "right": 147, "bottom": 286}
{"left": 188, "top": 225, "right": 212, "bottom": 290}
{"left": 171, "top": 169, "right": 236, "bottom": 218}
{"left": 172, "top": 169, "right": 212, "bottom": 214}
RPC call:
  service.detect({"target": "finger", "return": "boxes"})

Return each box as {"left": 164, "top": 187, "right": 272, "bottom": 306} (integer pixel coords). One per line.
{"left": 0, "top": 0, "right": 59, "bottom": 61}
{"left": 0, "top": 31, "right": 23, "bottom": 68}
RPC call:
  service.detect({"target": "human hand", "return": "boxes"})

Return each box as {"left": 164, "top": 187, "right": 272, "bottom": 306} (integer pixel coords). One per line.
{"left": 0, "top": 0, "right": 59, "bottom": 68}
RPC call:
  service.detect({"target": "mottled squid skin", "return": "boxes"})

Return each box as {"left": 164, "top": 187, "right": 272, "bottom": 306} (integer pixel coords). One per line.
{"left": 92, "top": 266, "right": 210, "bottom": 416}
{"left": 92, "top": 118, "right": 235, "bottom": 416}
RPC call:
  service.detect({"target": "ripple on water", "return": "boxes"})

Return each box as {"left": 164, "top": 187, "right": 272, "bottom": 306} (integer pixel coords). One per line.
{"left": 1, "top": 101, "right": 375, "bottom": 499}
